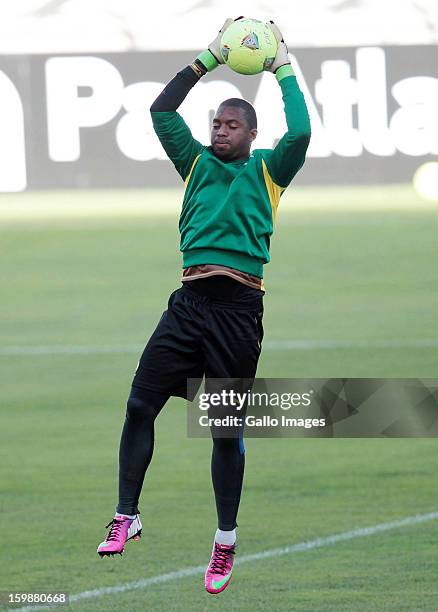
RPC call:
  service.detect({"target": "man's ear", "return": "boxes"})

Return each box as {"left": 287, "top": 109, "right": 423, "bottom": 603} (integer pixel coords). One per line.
{"left": 250, "top": 129, "right": 258, "bottom": 142}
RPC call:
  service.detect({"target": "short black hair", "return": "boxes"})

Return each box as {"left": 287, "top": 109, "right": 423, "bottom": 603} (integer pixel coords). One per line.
{"left": 217, "top": 98, "right": 257, "bottom": 130}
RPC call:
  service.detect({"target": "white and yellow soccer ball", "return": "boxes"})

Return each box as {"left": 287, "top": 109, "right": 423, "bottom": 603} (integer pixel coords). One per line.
{"left": 220, "top": 18, "right": 278, "bottom": 75}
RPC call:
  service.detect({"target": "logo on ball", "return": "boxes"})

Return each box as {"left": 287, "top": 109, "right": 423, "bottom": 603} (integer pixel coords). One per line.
{"left": 241, "top": 33, "right": 260, "bottom": 51}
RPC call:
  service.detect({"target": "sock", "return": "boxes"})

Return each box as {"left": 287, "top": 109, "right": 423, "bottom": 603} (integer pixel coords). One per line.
{"left": 115, "top": 512, "right": 136, "bottom": 520}
{"left": 215, "top": 528, "right": 236, "bottom": 546}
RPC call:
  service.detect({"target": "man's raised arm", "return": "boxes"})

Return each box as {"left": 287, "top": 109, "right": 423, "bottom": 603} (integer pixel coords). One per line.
{"left": 150, "top": 19, "right": 233, "bottom": 181}
{"left": 262, "top": 21, "right": 312, "bottom": 189}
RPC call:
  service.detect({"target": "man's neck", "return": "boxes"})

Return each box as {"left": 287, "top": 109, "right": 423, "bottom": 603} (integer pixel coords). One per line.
{"left": 212, "top": 150, "right": 250, "bottom": 163}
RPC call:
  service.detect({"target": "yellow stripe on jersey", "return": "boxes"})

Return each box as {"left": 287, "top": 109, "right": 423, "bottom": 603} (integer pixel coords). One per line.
{"left": 184, "top": 154, "right": 201, "bottom": 186}
{"left": 262, "top": 159, "right": 285, "bottom": 223}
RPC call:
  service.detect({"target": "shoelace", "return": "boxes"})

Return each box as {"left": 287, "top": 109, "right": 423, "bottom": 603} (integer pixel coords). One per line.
{"left": 210, "top": 544, "right": 235, "bottom": 574}
{"left": 104, "top": 518, "right": 128, "bottom": 542}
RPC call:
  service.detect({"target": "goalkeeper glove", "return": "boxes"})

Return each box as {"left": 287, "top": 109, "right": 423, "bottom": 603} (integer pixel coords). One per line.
{"left": 196, "top": 17, "right": 244, "bottom": 72}
{"left": 266, "top": 20, "right": 295, "bottom": 80}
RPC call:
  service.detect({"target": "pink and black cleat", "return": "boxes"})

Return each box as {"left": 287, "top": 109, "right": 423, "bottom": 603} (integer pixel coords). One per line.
{"left": 97, "top": 514, "right": 142, "bottom": 557}
{"left": 205, "top": 542, "right": 236, "bottom": 594}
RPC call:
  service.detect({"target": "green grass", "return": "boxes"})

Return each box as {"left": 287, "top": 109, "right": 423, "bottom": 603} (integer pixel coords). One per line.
{"left": 1, "top": 185, "right": 438, "bottom": 611}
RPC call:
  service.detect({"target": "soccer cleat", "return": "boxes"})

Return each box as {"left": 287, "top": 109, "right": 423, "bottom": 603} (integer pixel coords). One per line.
{"left": 97, "top": 514, "right": 142, "bottom": 557}
{"left": 205, "top": 541, "right": 236, "bottom": 594}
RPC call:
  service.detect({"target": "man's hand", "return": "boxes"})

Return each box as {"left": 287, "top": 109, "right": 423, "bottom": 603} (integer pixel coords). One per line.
{"left": 196, "top": 17, "right": 243, "bottom": 73}
{"left": 265, "top": 20, "right": 291, "bottom": 73}
{"left": 208, "top": 18, "right": 234, "bottom": 64}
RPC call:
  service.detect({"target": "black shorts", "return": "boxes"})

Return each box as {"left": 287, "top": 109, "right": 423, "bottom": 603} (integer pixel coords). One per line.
{"left": 132, "top": 276, "right": 264, "bottom": 399}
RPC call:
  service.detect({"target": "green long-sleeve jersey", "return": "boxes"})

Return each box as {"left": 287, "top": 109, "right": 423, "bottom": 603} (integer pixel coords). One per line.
{"left": 151, "top": 73, "right": 311, "bottom": 278}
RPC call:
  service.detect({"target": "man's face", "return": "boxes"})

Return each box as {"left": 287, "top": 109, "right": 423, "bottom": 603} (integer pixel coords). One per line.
{"left": 210, "top": 106, "right": 257, "bottom": 161}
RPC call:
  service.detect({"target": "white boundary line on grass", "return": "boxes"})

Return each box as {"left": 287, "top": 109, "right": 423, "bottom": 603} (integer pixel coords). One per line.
{"left": 2, "top": 339, "right": 438, "bottom": 357}
{"left": 12, "top": 511, "right": 438, "bottom": 612}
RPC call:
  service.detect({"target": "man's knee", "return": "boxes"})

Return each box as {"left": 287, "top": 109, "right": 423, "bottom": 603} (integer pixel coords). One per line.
{"left": 126, "top": 387, "right": 167, "bottom": 423}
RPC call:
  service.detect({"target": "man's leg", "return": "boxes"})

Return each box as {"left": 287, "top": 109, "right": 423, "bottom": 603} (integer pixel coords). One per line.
{"left": 207, "top": 317, "right": 262, "bottom": 543}
{"left": 196, "top": 277, "right": 263, "bottom": 593}
{"left": 97, "top": 386, "right": 168, "bottom": 557}
{"left": 117, "top": 386, "right": 169, "bottom": 515}
{"left": 97, "top": 286, "right": 204, "bottom": 557}
{"left": 211, "top": 435, "right": 245, "bottom": 533}
{"left": 205, "top": 365, "right": 259, "bottom": 594}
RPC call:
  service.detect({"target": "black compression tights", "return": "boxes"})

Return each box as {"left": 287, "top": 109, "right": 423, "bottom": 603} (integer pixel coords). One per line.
{"left": 117, "top": 386, "right": 245, "bottom": 530}
{"left": 211, "top": 437, "right": 245, "bottom": 531}
{"left": 117, "top": 386, "right": 168, "bottom": 515}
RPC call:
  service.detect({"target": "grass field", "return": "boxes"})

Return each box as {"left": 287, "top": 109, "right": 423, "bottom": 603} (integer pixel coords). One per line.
{"left": 1, "top": 185, "right": 438, "bottom": 611}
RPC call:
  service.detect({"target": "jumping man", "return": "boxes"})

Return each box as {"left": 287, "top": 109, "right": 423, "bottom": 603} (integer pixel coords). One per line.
{"left": 97, "top": 17, "right": 311, "bottom": 595}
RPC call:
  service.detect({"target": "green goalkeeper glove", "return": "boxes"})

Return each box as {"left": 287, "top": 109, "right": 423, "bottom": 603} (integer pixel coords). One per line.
{"left": 266, "top": 20, "right": 295, "bottom": 81}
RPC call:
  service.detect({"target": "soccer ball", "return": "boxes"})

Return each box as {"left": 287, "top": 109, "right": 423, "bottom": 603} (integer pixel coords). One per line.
{"left": 220, "top": 18, "right": 278, "bottom": 75}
